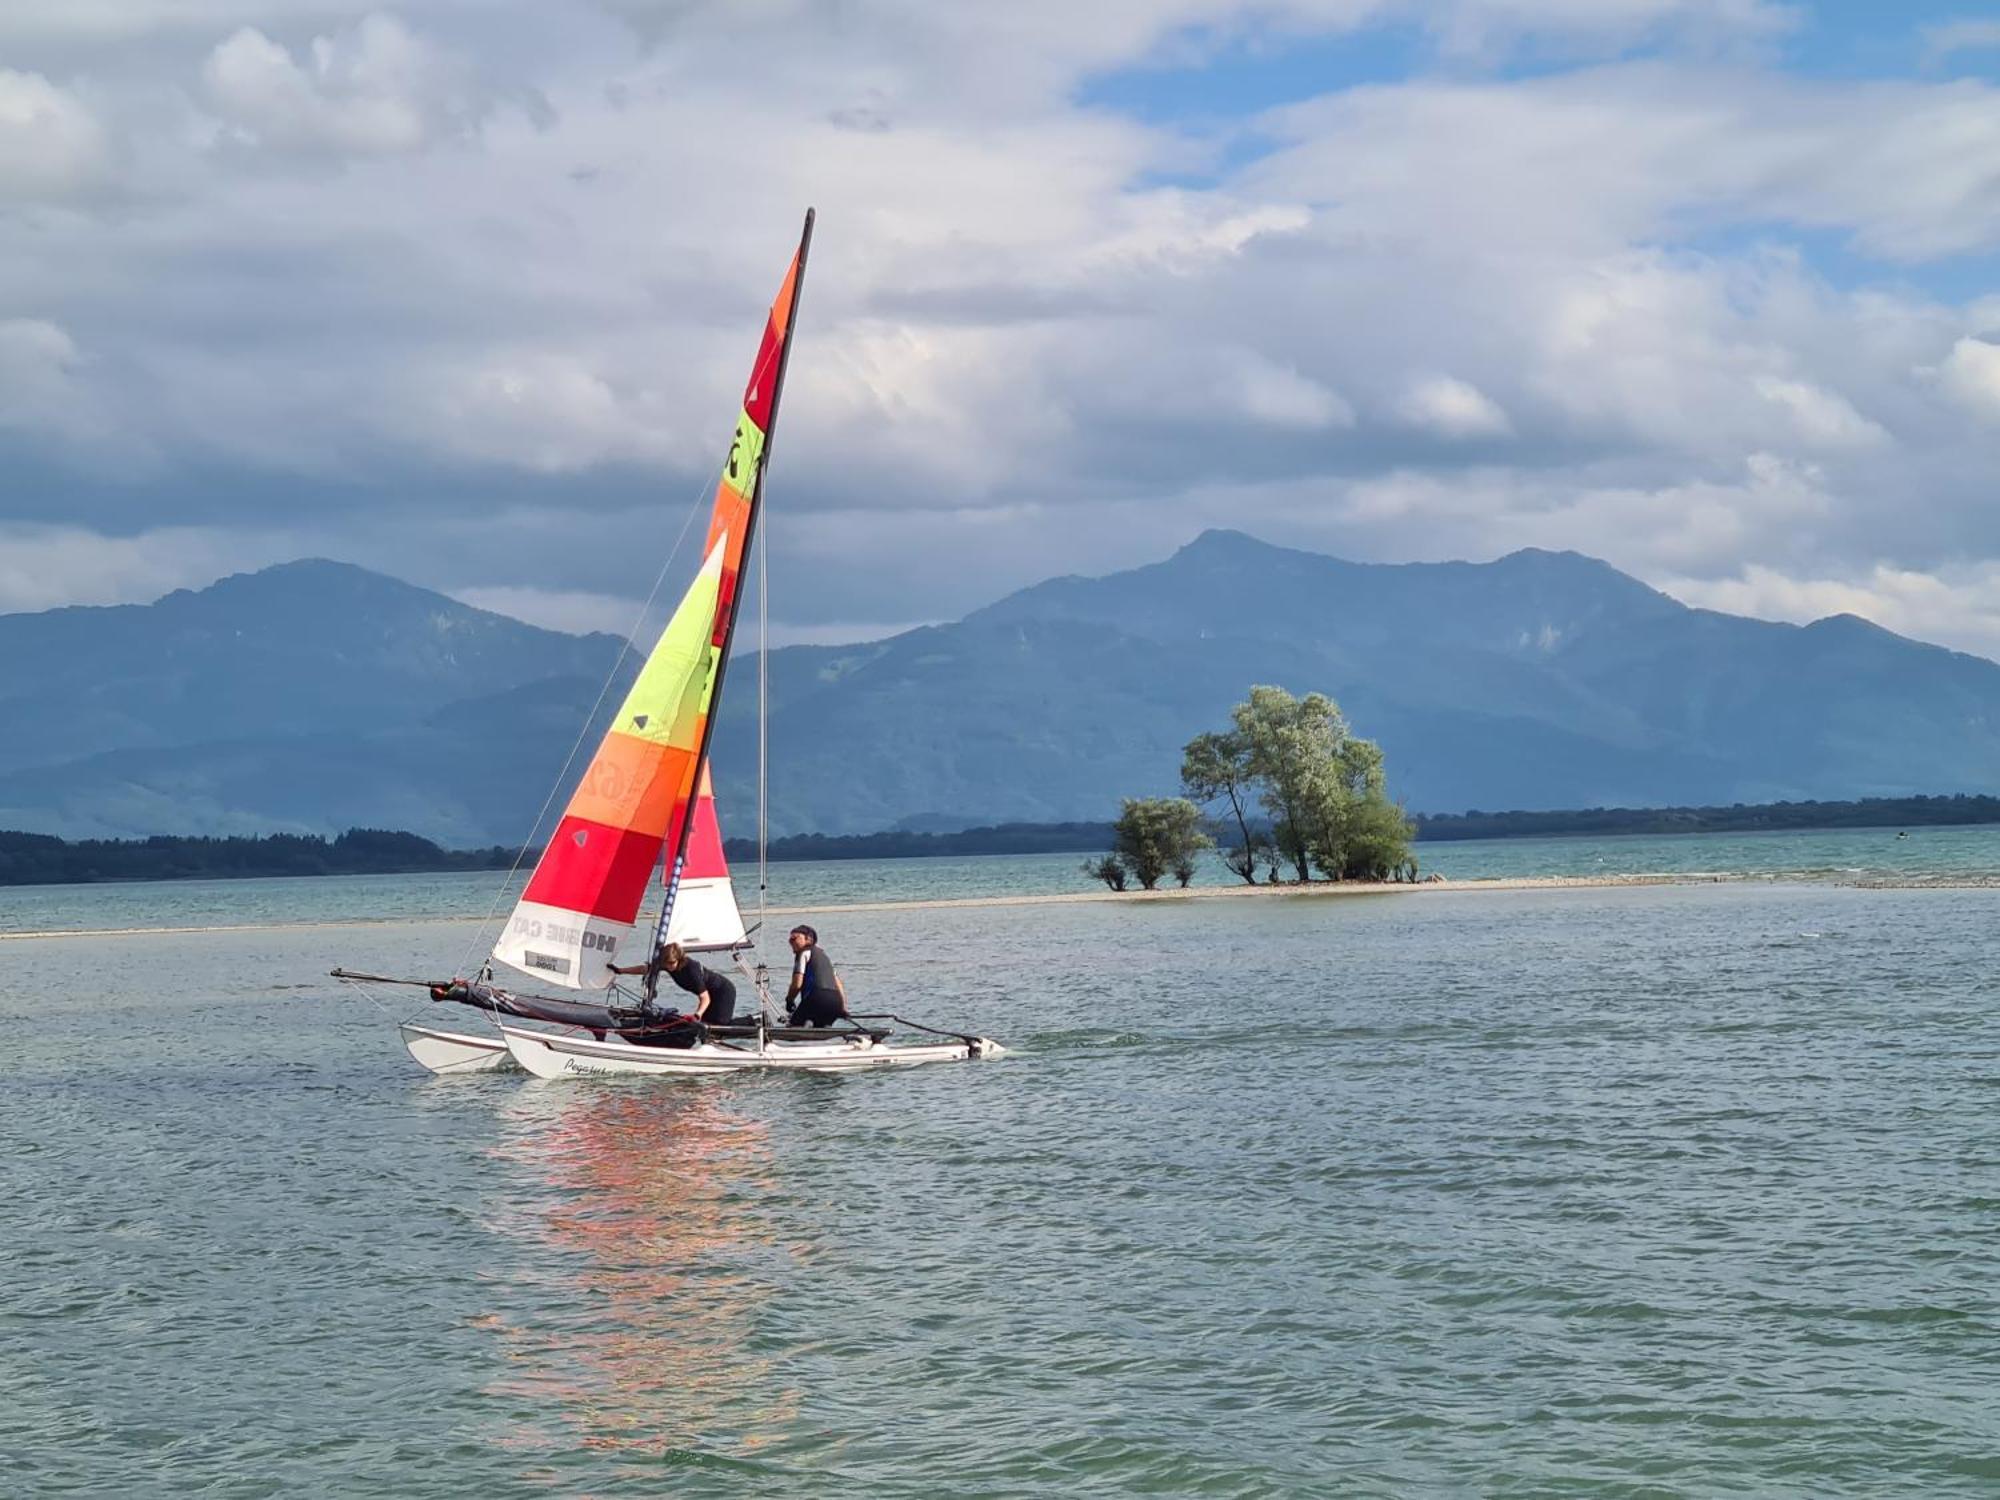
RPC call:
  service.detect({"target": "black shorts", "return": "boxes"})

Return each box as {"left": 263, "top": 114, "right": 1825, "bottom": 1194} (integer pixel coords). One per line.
{"left": 704, "top": 978, "right": 737, "bottom": 1025}
{"left": 789, "top": 991, "right": 844, "bottom": 1028}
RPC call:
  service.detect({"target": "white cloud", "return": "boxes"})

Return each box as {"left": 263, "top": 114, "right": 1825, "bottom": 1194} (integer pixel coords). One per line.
{"left": 0, "top": 524, "right": 256, "bottom": 615}
{"left": 200, "top": 12, "right": 466, "bottom": 155}
{"left": 3, "top": 1, "right": 2000, "bottom": 643}
{"left": 1752, "top": 374, "right": 1888, "bottom": 449}
{"left": 1233, "top": 350, "right": 1354, "bottom": 430}
{"left": 1396, "top": 375, "right": 1512, "bottom": 438}
{"left": 1938, "top": 337, "right": 2000, "bottom": 420}
{"left": 414, "top": 349, "right": 680, "bottom": 473}
{"left": 0, "top": 4, "right": 383, "bottom": 48}
{"left": 1665, "top": 559, "right": 2000, "bottom": 661}
{"left": 1423, "top": 0, "right": 1796, "bottom": 61}
{"left": 0, "top": 69, "right": 107, "bottom": 197}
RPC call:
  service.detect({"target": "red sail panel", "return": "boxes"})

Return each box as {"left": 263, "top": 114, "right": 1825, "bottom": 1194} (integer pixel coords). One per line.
{"left": 679, "top": 774, "right": 729, "bottom": 882}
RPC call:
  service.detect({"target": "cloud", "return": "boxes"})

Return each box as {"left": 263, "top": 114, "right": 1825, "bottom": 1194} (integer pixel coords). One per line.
{"left": 1233, "top": 350, "right": 1355, "bottom": 429}
{"left": 0, "top": 523, "right": 257, "bottom": 615}
{"left": 1422, "top": 0, "right": 1796, "bottom": 62}
{"left": 200, "top": 12, "right": 468, "bottom": 155}
{"left": 2, "top": 0, "right": 2000, "bottom": 650}
{"left": 1752, "top": 375, "right": 1888, "bottom": 449}
{"left": 0, "top": 319, "right": 136, "bottom": 464}
{"left": 1922, "top": 20, "right": 2000, "bottom": 68}
{"left": 1396, "top": 375, "right": 1512, "bottom": 438}
{"left": 412, "top": 348, "right": 681, "bottom": 473}
{"left": 1664, "top": 558, "right": 2000, "bottom": 661}
{"left": 0, "top": 69, "right": 108, "bottom": 197}
{"left": 0, "top": 319, "right": 83, "bottom": 414}
{"left": 1938, "top": 337, "right": 2000, "bottom": 420}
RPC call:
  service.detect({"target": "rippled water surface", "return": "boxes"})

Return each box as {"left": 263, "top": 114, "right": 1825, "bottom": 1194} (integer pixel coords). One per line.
{"left": 7, "top": 820, "right": 2000, "bottom": 937}
{"left": 6, "top": 872, "right": 2000, "bottom": 1495}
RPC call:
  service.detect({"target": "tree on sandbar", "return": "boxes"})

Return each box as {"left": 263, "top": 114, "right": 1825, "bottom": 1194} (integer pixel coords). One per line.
{"left": 1087, "top": 798, "right": 1212, "bottom": 891}
{"left": 1179, "top": 685, "right": 1414, "bottom": 884}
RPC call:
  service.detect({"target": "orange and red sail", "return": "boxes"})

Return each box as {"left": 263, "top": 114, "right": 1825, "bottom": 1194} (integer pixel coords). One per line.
{"left": 491, "top": 215, "right": 811, "bottom": 988}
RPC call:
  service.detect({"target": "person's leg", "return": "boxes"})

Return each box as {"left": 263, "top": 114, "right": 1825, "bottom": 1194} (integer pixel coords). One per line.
{"left": 706, "top": 981, "right": 737, "bottom": 1025}
{"left": 795, "top": 992, "right": 840, "bottom": 1028}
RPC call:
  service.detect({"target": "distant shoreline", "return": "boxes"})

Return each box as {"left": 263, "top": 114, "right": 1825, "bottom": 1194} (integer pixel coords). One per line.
{"left": 6, "top": 794, "right": 1999, "bottom": 887}
{"left": 7, "top": 870, "right": 1998, "bottom": 941}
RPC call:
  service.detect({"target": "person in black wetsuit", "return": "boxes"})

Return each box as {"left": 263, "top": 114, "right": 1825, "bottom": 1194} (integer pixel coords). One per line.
{"left": 782, "top": 924, "right": 849, "bottom": 1028}
{"left": 605, "top": 941, "right": 738, "bottom": 1045}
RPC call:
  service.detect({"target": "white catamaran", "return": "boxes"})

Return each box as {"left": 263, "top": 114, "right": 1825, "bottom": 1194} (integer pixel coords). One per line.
{"left": 336, "top": 210, "right": 1004, "bottom": 1078}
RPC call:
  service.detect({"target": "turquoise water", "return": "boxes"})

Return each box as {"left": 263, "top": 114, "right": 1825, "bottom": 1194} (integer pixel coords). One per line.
{"left": 6, "top": 845, "right": 2000, "bottom": 1494}
{"left": 4, "top": 823, "right": 1997, "bottom": 938}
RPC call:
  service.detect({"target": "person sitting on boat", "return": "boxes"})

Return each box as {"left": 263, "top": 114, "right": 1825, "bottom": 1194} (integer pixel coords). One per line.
{"left": 605, "top": 942, "right": 737, "bottom": 1024}
{"left": 783, "top": 924, "right": 849, "bottom": 1028}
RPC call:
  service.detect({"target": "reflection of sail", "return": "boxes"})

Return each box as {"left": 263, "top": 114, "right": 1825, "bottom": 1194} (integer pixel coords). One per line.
{"left": 478, "top": 1086, "right": 793, "bottom": 1456}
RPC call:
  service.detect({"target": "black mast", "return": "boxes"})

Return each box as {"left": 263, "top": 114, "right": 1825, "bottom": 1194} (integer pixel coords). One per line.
{"left": 645, "top": 208, "right": 814, "bottom": 997}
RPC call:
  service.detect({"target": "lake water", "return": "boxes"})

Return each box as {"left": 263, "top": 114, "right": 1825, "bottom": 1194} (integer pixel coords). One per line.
{"left": 5, "top": 822, "right": 1998, "bottom": 938}
{"left": 6, "top": 832, "right": 1999, "bottom": 1495}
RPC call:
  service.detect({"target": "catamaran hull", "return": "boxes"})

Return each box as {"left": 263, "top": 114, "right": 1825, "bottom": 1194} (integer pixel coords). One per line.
{"left": 500, "top": 1022, "right": 1004, "bottom": 1079}
{"left": 400, "top": 1023, "right": 514, "bottom": 1075}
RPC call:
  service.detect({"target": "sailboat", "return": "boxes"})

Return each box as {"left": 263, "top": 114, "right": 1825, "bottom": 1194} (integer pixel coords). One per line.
{"left": 336, "top": 210, "right": 1004, "bottom": 1078}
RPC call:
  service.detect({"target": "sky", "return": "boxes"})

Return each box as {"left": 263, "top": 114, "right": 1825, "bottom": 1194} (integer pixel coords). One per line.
{"left": 6, "top": 0, "right": 2000, "bottom": 655}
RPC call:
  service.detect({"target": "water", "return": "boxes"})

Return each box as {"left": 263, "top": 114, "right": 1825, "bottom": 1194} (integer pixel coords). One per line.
{"left": 6, "top": 843, "right": 2000, "bottom": 1495}
{"left": 5, "top": 822, "right": 1996, "bottom": 937}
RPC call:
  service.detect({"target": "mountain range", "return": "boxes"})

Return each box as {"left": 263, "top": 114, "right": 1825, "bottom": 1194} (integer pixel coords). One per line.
{"left": 5, "top": 532, "right": 2000, "bottom": 844}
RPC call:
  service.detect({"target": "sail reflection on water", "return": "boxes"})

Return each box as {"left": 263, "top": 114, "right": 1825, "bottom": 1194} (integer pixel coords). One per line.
{"left": 475, "top": 1086, "right": 793, "bottom": 1458}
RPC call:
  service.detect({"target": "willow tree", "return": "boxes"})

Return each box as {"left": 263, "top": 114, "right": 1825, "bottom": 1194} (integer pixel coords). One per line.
{"left": 1110, "top": 797, "right": 1212, "bottom": 891}
{"left": 1180, "top": 685, "right": 1413, "bottom": 883}
{"left": 1182, "top": 729, "right": 1268, "bottom": 882}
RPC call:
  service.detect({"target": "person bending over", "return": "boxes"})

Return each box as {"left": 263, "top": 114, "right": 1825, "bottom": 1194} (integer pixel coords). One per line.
{"left": 606, "top": 941, "right": 737, "bottom": 1024}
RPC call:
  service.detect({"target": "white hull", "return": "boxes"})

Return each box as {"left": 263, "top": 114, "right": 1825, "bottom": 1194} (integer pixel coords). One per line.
{"left": 500, "top": 1021, "right": 1004, "bottom": 1079}
{"left": 400, "top": 1023, "right": 514, "bottom": 1075}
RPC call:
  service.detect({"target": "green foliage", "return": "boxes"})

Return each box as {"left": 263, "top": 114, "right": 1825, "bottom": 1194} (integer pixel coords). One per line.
{"left": 1335, "top": 792, "right": 1417, "bottom": 882}
{"left": 1233, "top": 686, "right": 1348, "bottom": 881}
{"left": 1181, "top": 730, "right": 1265, "bottom": 883}
{"left": 1083, "top": 854, "right": 1128, "bottom": 891}
{"left": 1180, "top": 685, "right": 1412, "bottom": 884}
{"left": 1112, "top": 797, "right": 1213, "bottom": 891}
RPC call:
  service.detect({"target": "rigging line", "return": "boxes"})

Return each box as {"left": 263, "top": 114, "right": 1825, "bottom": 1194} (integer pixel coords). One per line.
{"left": 450, "top": 469, "right": 716, "bottom": 981}
{"left": 643, "top": 209, "right": 811, "bottom": 983}
{"left": 757, "top": 442, "right": 770, "bottom": 959}
{"left": 332, "top": 972, "right": 418, "bottom": 1028}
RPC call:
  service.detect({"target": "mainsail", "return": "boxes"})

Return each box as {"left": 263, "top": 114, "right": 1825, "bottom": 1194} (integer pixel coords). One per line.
{"left": 491, "top": 212, "right": 812, "bottom": 990}
{"left": 491, "top": 537, "right": 727, "bottom": 987}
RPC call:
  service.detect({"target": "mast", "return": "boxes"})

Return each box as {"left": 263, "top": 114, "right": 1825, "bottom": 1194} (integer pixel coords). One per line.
{"left": 646, "top": 207, "right": 814, "bottom": 995}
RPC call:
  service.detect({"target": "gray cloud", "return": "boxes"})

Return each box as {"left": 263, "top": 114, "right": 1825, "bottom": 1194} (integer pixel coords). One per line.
{"left": 7, "top": 1, "right": 2000, "bottom": 654}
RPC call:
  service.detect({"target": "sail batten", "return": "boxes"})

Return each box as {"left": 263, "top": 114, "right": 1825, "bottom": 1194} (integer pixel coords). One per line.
{"left": 645, "top": 211, "right": 812, "bottom": 969}
{"left": 490, "top": 536, "right": 727, "bottom": 988}
{"left": 489, "top": 213, "right": 811, "bottom": 991}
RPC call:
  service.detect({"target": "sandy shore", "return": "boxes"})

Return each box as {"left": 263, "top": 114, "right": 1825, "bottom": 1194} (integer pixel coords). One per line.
{"left": 8, "top": 869, "right": 1997, "bottom": 941}
{"left": 767, "top": 870, "right": 1700, "bottom": 916}
{"left": 0, "top": 870, "right": 1812, "bottom": 942}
